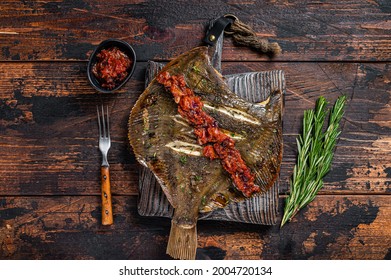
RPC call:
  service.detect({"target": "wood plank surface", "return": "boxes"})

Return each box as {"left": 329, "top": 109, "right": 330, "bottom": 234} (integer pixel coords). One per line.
{"left": 1, "top": 62, "right": 389, "bottom": 195}
{"left": 0, "top": 0, "right": 390, "bottom": 61}
{"left": 0, "top": 0, "right": 390, "bottom": 262}
{"left": 1, "top": 195, "right": 390, "bottom": 260}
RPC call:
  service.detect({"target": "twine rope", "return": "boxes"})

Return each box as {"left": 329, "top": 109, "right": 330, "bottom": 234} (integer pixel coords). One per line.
{"left": 225, "top": 17, "right": 281, "bottom": 56}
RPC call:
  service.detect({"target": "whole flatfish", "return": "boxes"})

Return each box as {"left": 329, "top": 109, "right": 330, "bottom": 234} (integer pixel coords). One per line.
{"left": 128, "top": 46, "right": 283, "bottom": 259}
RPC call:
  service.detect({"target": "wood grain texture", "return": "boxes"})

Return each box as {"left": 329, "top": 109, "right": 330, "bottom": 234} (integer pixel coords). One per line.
{"left": 100, "top": 166, "right": 113, "bottom": 225}
{"left": 0, "top": 1, "right": 390, "bottom": 260}
{"left": 0, "top": 195, "right": 390, "bottom": 259}
{"left": 0, "top": 62, "right": 389, "bottom": 195}
{"left": 0, "top": 0, "right": 390, "bottom": 61}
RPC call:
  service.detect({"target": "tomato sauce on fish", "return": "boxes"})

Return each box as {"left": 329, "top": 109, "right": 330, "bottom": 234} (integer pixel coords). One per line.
{"left": 157, "top": 71, "right": 260, "bottom": 197}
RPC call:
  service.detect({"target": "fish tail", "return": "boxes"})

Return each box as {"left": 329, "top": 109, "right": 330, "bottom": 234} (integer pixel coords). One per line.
{"left": 166, "top": 220, "right": 197, "bottom": 260}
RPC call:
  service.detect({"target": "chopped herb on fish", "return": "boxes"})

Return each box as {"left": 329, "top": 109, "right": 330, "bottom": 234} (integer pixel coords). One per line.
{"left": 179, "top": 155, "right": 187, "bottom": 165}
{"left": 192, "top": 65, "right": 201, "bottom": 73}
{"left": 194, "top": 175, "right": 202, "bottom": 181}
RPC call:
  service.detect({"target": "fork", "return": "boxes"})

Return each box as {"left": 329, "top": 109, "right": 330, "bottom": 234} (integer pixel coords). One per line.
{"left": 97, "top": 105, "right": 113, "bottom": 225}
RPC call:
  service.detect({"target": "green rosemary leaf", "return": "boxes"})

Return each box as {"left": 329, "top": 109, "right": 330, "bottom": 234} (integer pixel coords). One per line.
{"left": 281, "top": 95, "right": 346, "bottom": 227}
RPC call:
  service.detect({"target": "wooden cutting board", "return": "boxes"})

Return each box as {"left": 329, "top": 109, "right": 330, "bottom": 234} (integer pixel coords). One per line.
{"left": 136, "top": 60, "right": 285, "bottom": 225}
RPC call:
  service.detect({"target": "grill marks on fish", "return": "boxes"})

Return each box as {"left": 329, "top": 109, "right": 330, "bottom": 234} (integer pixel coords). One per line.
{"left": 173, "top": 114, "right": 245, "bottom": 140}
{"left": 172, "top": 114, "right": 190, "bottom": 127}
{"left": 165, "top": 140, "right": 202, "bottom": 156}
{"left": 142, "top": 108, "right": 150, "bottom": 133}
{"left": 203, "top": 103, "right": 261, "bottom": 125}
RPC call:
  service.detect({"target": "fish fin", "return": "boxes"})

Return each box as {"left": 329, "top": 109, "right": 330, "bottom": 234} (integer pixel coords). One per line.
{"left": 166, "top": 220, "right": 197, "bottom": 260}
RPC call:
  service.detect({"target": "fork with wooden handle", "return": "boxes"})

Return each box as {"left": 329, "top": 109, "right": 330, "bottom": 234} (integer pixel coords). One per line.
{"left": 97, "top": 105, "right": 113, "bottom": 225}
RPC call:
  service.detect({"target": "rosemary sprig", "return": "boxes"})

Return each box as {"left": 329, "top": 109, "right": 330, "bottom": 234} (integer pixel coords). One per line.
{"left": 281, "top": 95, "right": 347, "bottom": 227}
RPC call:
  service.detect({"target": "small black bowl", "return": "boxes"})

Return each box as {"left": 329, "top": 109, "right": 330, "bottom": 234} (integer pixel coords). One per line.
{"left": 87, "top": 39, "right": 136, "bottom": 93}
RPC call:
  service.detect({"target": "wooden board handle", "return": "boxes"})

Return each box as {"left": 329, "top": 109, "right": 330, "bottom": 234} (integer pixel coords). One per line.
{"left": 101, "top": 166, "right": 113, "bottom": 225}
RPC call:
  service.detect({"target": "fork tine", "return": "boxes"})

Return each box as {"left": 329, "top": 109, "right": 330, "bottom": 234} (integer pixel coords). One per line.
{"left": 106, "top": 105, "right": 110, "bottom": 139}
{"left": 101, "top": 105, "right": 106, "bottom": 138}
{"left": 97, "top": 105, "right": 102, "bottom": 138}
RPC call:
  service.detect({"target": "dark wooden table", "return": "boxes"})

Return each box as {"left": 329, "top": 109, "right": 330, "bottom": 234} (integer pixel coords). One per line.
{"left": 0, "top": 0, "right": 390, "bottom": 260}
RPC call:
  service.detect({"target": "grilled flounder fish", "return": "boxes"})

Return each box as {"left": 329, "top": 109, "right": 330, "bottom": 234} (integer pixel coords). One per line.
{"left": 129, "top": 46, "right": 283, "bottom": 260}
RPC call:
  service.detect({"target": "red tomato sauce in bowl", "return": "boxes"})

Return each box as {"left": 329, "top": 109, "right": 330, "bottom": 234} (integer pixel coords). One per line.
{"left": 92, "top": 46, "right": 133, "bottom": 90}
